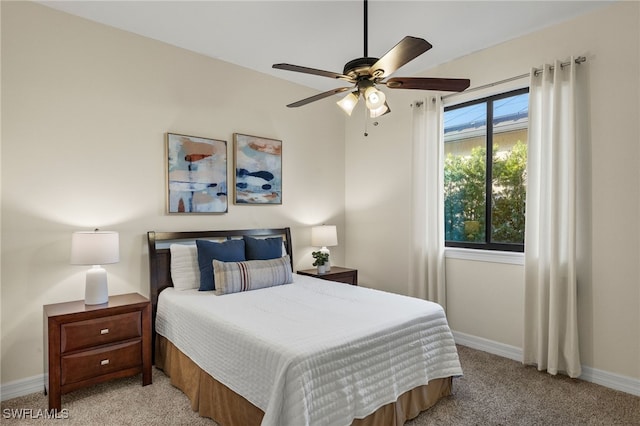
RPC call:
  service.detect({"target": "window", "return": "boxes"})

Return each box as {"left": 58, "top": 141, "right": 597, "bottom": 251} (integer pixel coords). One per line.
{"left": 443, "top": 88, "right": 529, "bottom": 252}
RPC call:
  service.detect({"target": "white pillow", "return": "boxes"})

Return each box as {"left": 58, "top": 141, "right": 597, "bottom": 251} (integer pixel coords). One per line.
{"left": 170, "top": 244, "right": 200, "bottom": 290}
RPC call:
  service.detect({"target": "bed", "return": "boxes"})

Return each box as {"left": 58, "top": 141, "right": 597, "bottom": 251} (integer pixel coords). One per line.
{"left": 147, "top": 227, "right": 462, "bottom": 425}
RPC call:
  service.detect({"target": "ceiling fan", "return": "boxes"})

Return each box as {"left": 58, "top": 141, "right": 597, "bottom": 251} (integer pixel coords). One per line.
{"left": 273, "top": 0, "right": 470, "bottom": 118}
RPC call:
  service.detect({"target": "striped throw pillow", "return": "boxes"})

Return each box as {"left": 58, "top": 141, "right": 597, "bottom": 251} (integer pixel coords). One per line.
{"left": 213, "top": 255, "right": 293, "bottom": 295}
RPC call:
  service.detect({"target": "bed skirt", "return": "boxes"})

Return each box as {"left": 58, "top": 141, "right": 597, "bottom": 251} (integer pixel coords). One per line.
{"left": 155, "top": 335, "right": 452, "bottom": 426}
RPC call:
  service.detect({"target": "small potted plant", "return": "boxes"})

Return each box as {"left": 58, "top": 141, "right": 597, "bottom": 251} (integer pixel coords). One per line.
{"left": 312, "top": 251, "right": 330, "bottom": 274}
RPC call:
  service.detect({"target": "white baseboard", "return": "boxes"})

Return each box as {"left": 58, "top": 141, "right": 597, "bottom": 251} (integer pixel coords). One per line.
{"left": 580, "top": 365, "right": 640, "bottom": 396}
{"left": 452, "top": 330, "right": 640, "bottom": 396}
{"left": 452, "top": 330, "right": 523, "bottom": 361}
{"left": 0, "top": 374, "right": 44, "bottom": 402}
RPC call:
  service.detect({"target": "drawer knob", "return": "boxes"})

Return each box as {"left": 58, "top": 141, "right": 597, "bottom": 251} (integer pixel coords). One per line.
{"left": 100, "top": 328, "right": 109, "bottom": 335}
{"left": 100, "top": 359, "right": 110, "bottom": 366}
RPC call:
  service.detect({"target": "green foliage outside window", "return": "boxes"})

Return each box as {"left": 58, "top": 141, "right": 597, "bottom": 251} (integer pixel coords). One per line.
{"left": 444, "top": 140, "right": 527, "bottom": 244}
{"left": 444, "top": 145, "right": 486, "bottom": 242}
{"left": 492, "top": 141, "right": 527, "bottom": 243}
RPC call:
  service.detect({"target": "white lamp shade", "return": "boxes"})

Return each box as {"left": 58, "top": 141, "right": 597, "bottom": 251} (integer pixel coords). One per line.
{"left": 71, "top": 231, "right": 120, "bottom": 265}
{"left": 311, "top": 225, "right": 338, "bottom": 247}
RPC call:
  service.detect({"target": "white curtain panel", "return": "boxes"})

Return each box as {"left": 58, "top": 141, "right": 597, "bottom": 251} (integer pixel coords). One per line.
{"left": 524, "top": 58, "right": 581, "bottom": 378}
{"left": 409, "top": 96, "right": 446, "bottom": 308}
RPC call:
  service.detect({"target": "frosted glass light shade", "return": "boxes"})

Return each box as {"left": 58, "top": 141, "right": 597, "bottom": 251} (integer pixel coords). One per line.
{"left": 71, "top": 231, "right": 119, "bottom": 305}
{"left": 337, "top": 92, "right": 359, "bottom": 116}
{"left": 364, "top": 86, "right": 386, "bottom": 110}
{"left": 369, "top": 102, "right": 390, "bottom": 118}
{"left": 311, "top": 225, "right": 338, "bottom": 247}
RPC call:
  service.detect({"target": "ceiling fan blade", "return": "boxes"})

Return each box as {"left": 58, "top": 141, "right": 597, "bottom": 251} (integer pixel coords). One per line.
{"left": 370, "top": 36, "right": 432, "bottom": 78}
{"left": 286, "top": 87, "right": 353, "bottom": 108}
{"left": 385, "top": 77, "right": 471, "bottom": 92}
{"left": 273, "top": 63, "right": 353, "bottom": 82}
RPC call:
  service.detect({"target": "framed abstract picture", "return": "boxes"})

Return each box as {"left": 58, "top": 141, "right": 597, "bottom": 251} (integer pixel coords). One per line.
{"left": 166, "top": 133, "right": 228, "bottom": 213}
{"left": 233, "top": 133, "right": 282, "bottom": 204}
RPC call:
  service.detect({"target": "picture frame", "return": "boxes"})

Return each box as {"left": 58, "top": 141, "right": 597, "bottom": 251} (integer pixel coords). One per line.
{"left": 166, "top": 132, "right": 228, "bottom": 214}
{"left": 233, "top": 133, "right": 282, "bottom": 204}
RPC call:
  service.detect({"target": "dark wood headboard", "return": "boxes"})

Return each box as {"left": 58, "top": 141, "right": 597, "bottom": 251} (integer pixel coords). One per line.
{"left": 147, "top": 227, "right": 293, "bottom": 352}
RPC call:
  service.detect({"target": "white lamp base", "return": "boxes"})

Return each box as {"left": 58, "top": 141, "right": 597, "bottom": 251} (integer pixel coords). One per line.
{"left": 320, "top": 246, "right": 331, "bottom": 272}
{"left": 85, "top": 265, "right": 109, "bottom": 305}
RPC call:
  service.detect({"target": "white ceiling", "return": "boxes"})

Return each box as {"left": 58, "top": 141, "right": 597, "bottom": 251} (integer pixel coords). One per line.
{"left": 38, "top": 1, "right": 612, "bottom": 92}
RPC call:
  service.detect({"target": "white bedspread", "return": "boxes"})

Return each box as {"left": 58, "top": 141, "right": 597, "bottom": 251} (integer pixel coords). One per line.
{"left": 156, "top": 274, "right": 462, "bottom": 426}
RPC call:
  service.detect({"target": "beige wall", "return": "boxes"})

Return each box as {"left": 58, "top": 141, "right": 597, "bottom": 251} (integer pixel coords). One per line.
{"left": 1, "top": 2, "right": 346, "bottom": 383}
{"left": 446, "top": 257, "right": 524, "bottom": 346}
{"left": 346, "top": 1, "right": 640, "bottom": 381}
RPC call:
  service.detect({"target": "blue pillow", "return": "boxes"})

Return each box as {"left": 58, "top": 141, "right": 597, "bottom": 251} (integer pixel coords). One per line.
{"left": 243, "top": 236, "right": 283, "bottom": 260}
{"left": 196, "top": 239, "right": 245, "bottom": 291}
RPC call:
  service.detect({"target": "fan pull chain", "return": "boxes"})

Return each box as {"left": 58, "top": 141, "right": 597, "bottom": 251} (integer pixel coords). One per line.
{"left": 363, "top": 105, "right": 369, "bottom": 137}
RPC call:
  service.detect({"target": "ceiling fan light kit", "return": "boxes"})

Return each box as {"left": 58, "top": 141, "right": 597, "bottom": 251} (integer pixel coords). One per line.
{"left": 273, "top": 0, "right": 470, "bottom": 118}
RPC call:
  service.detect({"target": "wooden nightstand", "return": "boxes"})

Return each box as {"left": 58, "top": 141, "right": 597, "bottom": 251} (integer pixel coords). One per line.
{"left": 44, "top": 293, "right": 152, "bottom": 410}
{"left": 297, "top": 266, "right": 358, "bottom": 285}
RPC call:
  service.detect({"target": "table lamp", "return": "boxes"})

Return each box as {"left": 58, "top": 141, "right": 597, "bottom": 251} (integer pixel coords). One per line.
{"left": 71, "top": 230, "right": 120, "bottom": 305}
{"left": 311, "top": 225, "right": 338, "bottom": 272}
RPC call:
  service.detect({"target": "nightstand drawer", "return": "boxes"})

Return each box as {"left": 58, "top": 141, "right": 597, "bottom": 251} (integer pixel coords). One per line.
{"left": 61, "top": 340, "right": 142, "bottom": 385}
{"left": 61, "top": 311, "right": 141, "bottom": 353}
